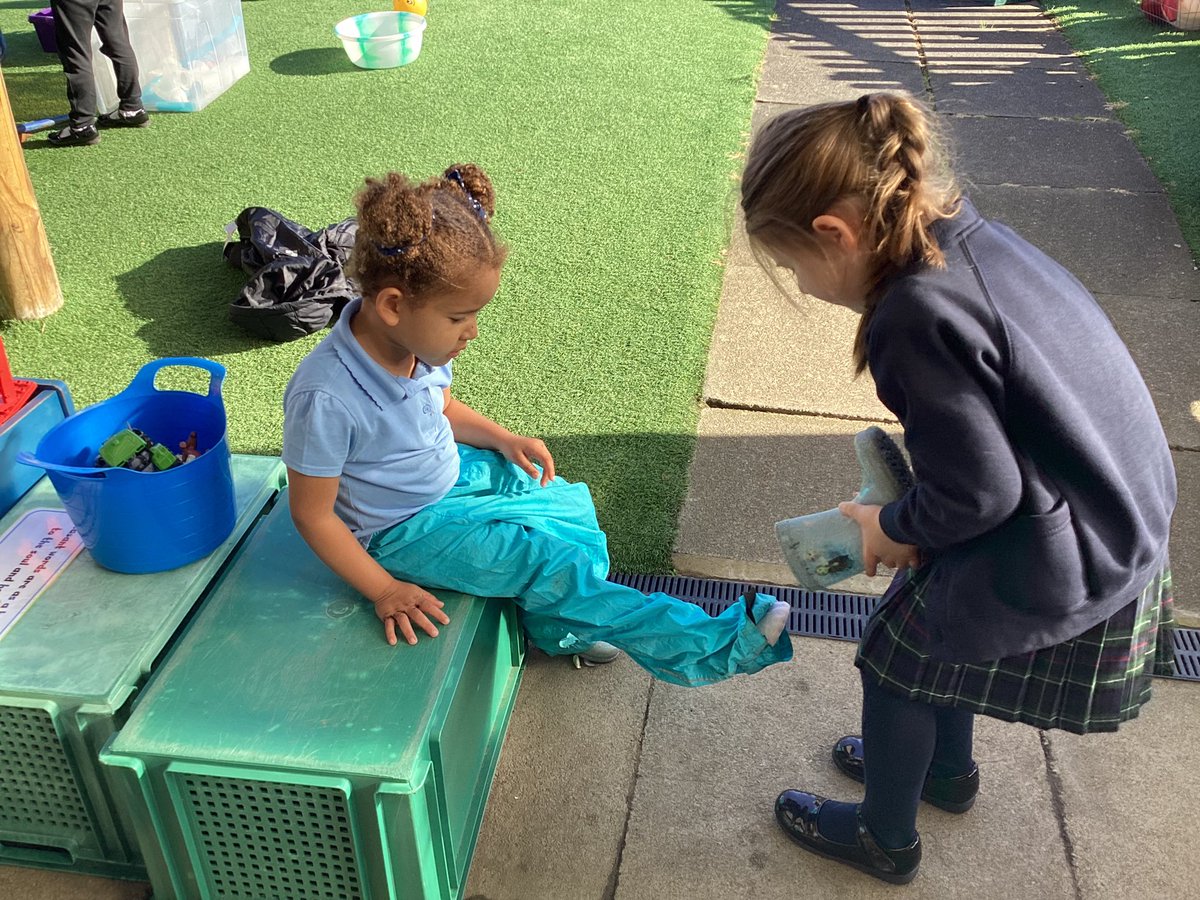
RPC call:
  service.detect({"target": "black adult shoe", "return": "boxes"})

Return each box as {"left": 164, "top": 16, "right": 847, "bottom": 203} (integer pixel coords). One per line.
{"left": 833, "top": 735, "right": 979, "bottom": 814}
{"left": 98, "top": 108, "right": 150, "bottom": 128}
{"left": 46, "top": 124, "right": 100, "bottom": 147}
{"left": 775, "top": 790, "right": 921, "bottom": 885}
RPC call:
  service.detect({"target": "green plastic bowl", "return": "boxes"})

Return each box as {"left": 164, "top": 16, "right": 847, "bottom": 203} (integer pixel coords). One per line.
{"left": 334, "top": 12, "right": 427, "bottom": 69}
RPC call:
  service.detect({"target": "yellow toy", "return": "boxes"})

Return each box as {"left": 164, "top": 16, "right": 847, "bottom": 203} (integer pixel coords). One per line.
{"left": 394, "top": 0, "right": 428, "bottom": 15}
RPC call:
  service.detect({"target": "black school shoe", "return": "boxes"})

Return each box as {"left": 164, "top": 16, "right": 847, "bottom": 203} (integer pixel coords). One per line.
{"left": 775, "top": 790, "right": 921, "bottom": 885}
{"left": 46, "top": 124, "right": 100, "bottom": 147}
{"left": 98, "top": 107, "right": 150, "bottom": 128}
{"left": 833, "top": 735, "right": 980, "bottom": 814}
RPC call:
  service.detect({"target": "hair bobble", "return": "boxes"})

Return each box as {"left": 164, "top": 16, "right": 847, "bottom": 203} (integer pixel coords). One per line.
{"left": 374, "top": 211, "right": 436, "bottom": 257}
{"left": 445, "top": 169, "right": 489, "bottom": 223}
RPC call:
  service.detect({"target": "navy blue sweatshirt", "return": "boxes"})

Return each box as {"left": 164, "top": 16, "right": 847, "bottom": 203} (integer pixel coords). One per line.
{"left": 871, "top": 199, "right": 1176, "bottom": 663}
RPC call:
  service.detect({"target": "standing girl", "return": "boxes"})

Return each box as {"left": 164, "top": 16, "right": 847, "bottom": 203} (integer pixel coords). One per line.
{"left": 740, "top": 94, "right": 1176, "bottom": 883}
{"left": 283, "top": 164, "right": 793, "bottom": 688}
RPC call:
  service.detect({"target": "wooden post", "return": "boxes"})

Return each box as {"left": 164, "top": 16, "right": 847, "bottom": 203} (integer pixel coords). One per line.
{"left": 0, "top": 68, "right": 64, "bottom": 320}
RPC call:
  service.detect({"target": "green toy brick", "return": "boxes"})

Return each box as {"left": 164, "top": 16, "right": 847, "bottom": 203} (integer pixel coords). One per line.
{"left": 0, "top": 454, "right": 288, "bottom": 878}
{"left": 97, "top": 428, "right": 147, "bottom": 468}
{"left": 100, "top": 490, "right": 525, "bottom": 900}
{"left": 149, "top": 443, "right": 178, "bottom": 471}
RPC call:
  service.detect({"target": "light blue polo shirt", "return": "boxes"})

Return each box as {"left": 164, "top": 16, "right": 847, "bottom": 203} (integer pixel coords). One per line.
{"left": 282, "top": 298, "right": 459, "bottom": 541}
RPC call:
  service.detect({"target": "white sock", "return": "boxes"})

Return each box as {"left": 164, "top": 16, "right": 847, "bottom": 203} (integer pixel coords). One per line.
{"left": 755, "top": 600, "right": 792, "bottom": 646}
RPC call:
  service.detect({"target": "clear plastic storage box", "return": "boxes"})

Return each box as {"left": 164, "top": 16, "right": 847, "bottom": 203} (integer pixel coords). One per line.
{"left": 93, "top": 0, "right": 249, "bottom": 113}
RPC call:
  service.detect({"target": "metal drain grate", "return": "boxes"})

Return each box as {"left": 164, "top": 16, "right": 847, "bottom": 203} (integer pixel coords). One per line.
{"left": 608, "top": 572, "right": 1200, "bottom": 682}
{"left": 608, "top": 573, "right": 879, "bottom": 642}
{"left": 0, "top": 705, "right": 96, "bottom": 847}
{"left": 174, "top": 773, "right": 363, "bottom": 900}
{"left": 1172, "top": 628, "right": 1200, "bottom": 681}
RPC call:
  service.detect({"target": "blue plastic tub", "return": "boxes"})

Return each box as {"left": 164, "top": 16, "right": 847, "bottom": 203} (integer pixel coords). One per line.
{"left": 17, "top": 358, "right": 235, "bottom": 574}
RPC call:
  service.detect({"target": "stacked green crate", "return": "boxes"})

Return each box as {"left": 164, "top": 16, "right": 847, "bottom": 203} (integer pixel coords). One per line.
{"left": 100, "top": 492, "right": 525, "bottom": 900}
{"left": 0, "top": 454, "right": 287, "bottom": 877}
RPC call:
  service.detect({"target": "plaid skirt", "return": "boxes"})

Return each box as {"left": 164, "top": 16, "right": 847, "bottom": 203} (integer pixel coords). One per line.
{"left": 855, "top": 562, "right": 1175, "bottom": 735}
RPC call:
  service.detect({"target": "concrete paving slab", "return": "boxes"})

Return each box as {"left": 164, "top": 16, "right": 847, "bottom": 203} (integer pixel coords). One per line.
{"left": 674, "top": 409, "right": 898, "bottom": 596}
{"left": 772, "top": 0, "right": 912, "bottom": 47}
{"left": 758, "top": 34, "right": 926, "bottom": 106}
{"left": 701, "top": 265, "right": 891, "bottom": 421}
{"left": 464, "top": 650, "right": 653, "bottom": 900}
{"left": 968, "top": 184, "right": 1198, "bottom": 299}
{"left": 0, "top": 868, "right": 149, "bottom": 900}
{"left": 614, "top": 636, "right": 1074, "bottom": 898}
{"left": 773, "top": 0, "right": 916, "bottom": 70}
{"left": 1095, "top": 293, "right": 1200, "bottom": 452}
{"left": 947, "top": 115, "right": 1163, "bottom": 192}
{"left": 1046, "top": 676, "right": 1200, "bottom": 899}
{"left": 911, "top": 0, "right": 1081, "bottom": 61}
{"left": 929, "top": 65, "right": 1111, "bottom": 119}
{"left": 1168, "top": 450, "right": 1200, "bottom": 626}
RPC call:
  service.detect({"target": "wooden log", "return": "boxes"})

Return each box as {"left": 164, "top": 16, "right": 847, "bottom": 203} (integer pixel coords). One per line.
{"left": 0, "top": 68, "right": 63, "bottom": 321}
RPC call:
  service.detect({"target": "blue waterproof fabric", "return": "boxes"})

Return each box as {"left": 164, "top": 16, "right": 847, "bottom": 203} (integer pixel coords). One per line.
{"left": 368, "top": 446, "right": 793, "bottom": 687}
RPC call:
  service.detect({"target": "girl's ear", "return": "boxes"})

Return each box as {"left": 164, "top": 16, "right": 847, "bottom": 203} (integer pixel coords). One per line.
{"left": 371, "top": 287, "right": 406, "bottom": 325}
{"left": 810, "top": 213, "right": 861, "bottom": 252}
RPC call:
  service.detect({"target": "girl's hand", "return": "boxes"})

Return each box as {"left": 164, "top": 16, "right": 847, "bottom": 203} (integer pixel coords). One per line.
{"left": 372, "top": 579, "right": 451, "bottom": 646}
{"left": 838, "top": 501, "right": 921, "bottom": 576}
{"left": 499, "top": 434, "right": 556, "bottom": 486}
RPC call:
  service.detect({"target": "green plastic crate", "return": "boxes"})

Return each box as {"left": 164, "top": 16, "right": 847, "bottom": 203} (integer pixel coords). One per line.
{"left": 100, "top": 490, "right": 525, "bottom": 900}
{"left": 0, "top": 454, "right": 287, "bottom": 878}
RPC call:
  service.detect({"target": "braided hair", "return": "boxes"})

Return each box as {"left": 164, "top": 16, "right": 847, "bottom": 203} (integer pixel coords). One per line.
{"left": 740, "top": 92, "right": 960, "bottom": 374}
{"left": 348, "top": 163, "right": 507, "bottom": 303}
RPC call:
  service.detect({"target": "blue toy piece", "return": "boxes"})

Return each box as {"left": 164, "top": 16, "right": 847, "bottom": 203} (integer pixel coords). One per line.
{"left": 17, "top": 115, "right": 70, "bottom": 136}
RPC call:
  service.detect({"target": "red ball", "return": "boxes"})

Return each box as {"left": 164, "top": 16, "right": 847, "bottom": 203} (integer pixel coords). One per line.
{"left": 1141, "top": 0, "right": 1178, "bottom": 24}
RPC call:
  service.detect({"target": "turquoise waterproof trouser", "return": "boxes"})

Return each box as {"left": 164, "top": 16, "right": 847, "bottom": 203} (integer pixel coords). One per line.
{"left": 368, "top": 446, "right": 793, "bottom": 687}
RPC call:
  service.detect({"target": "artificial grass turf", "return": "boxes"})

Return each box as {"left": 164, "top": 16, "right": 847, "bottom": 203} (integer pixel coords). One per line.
{"left": 0, "top": 0, "right": 775, "bottom": 572}
{"left": 1044, "top": 1, "right": 1200, "bottom": 262}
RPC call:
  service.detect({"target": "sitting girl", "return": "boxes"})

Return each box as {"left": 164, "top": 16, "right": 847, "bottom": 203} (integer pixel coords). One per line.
{"left": 282, "top": 164, "right": 793, "bottom": 687}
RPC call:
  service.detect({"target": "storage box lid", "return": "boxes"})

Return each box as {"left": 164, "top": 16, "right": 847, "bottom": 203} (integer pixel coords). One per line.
{"left": 108, "top": 492, "right": 492, "bottom": 782}
{"left": 0, "top": 454, "right": 286, "bottom": 708}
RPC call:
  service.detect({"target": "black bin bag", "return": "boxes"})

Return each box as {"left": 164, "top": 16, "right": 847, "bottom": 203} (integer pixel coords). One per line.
{"left": 225, "top": 207, "right": 359, "bottom": 342}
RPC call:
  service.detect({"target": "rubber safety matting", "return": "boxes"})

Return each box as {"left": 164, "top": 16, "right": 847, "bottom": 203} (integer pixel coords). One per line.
{"left": 608, "top": 572, "right": 1200, "bottom": 683}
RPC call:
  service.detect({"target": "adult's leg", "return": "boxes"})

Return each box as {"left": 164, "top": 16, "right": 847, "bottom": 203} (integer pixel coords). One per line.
{"left": 51, "top": 0, "right": 102, "bottom": 127}
{"left": 93, "top": 0, "right": 142, "bottom": 109}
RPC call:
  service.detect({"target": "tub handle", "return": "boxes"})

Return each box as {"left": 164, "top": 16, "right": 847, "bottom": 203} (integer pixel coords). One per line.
{"left": 16, "top": 451, "right": 109, "bottom": 478}
{"left": 125, "top": 357, "right": 226, "bottom": 399}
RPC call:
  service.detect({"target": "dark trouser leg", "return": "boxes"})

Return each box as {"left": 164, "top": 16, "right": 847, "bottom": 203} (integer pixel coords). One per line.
{"left": 857, "top": 673, "right": 938, "bottom": 848}
{"left": 93, "top": 0, "right": 141, "bottom": 110}
{"left": 51, "top": 0, "right": 103, "bottom": 127}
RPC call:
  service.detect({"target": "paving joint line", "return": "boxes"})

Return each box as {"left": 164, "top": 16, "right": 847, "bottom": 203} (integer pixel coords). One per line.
{"left": 1039, "top": 732, "right": 1084, "bottom": 900}
{"left": 904, "top": 0, "right": 935, "bottom": 103}
{"left": 703, "top": 397, "right": 896, "bottom": 424}
{"left": 967, "top": 182, "right": 1165, "bottom": 197}
{"left": 603, "top": 679, "right": 655, "bottom": 900}
{"left": 941, "top": 112, "right": 1117, "bottom": 125}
